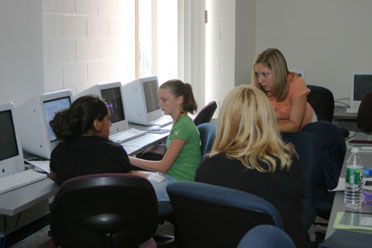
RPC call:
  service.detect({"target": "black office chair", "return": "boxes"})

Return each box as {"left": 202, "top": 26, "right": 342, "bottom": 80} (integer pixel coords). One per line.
{"left": 193, "top": 100, "right": 217, "bottom": 126}
{"left": 49, "top": 173, "right": 169, "bottom": 248}
{"left": 166, "top": 181, "right": 284, "bottom": 248}
{"left": 237, "top": 225, "right": 296, "bottom": 248}
{"left": 301, "top": 121, "right": 346, "bottom": 220}
{"left": 357, "top": 91, "right": 372, "bottom": 132}
{"left": 307, "top": 85, "right": 335, "bottom": 122}
{"left": 307, "top": 84, "right": 349, "bottom": 137}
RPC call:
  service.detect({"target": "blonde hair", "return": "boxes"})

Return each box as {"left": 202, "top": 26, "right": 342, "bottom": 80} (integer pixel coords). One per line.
{"left": 251, "top": 48, "right": 289, "bottom": 101}
{"left": 210, "top": 85, "right": 295, "bottom": 172}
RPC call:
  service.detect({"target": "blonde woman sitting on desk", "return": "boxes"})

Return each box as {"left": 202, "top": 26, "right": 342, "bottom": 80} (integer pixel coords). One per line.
{"left": 130, "top": 79, "right": 202, "bottom": 201}
{"left": 251, "top": 48, "right": 315, "bottom": 133}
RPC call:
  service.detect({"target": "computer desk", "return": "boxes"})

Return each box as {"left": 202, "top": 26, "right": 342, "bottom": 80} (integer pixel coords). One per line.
{"left": 0, "top": 123, "right": 172, "bottom": 217}
{"left": 122, "top": 123, "right": 172, "bottom": 155}
{"left": 325, "top": 145, "right": 372, "bottom": 241}
{"left": 333, "top": 106, "right": 358, "bottom": 132}
{"left": 0, "top": 178, "right": 58, "bottom": 216}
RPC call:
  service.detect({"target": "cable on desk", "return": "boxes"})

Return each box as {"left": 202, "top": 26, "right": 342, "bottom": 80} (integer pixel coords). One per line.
{"left": 347, "top": 131, "right": 359, "bottom": 139}
{"left": 5, "top": 213, "right": 22, "bottom": 230}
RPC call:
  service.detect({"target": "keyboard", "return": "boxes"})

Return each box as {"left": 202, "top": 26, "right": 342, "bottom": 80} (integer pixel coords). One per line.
{"left": 149, "top": 116, "right": 173, "bottom": 127}
{"left": 109, "top": 128, "right": 146, "bottom": 143}
{"left": 346, "top": 108, "right": 358, "bottom": 114}
{"left": 0, "top": 169, "right": 48, "bottom": 194}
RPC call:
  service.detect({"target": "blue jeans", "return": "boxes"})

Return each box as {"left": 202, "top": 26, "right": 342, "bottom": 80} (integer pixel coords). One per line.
{"left": 148, "top": 172, "right": 176, "bottom": 202}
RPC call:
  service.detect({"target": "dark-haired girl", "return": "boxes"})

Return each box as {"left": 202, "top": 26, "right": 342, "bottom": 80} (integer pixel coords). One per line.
{"left": 49, "top": 95, "right": 132, "bottom": 185}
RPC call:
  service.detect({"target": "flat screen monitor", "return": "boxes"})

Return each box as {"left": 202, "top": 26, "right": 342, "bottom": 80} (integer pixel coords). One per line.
{"left": 75, "top": 82, "right": 128, "bottom": 135}
{"left": 122, "top": 76, "right": 163, "bottom": 125}
{"left": 350, "top": 73, "right": 372, "bottom": 110}
{"left": 16, "top": 90, "right": 73, "bottom": 159}
{"left": 0, "top": 102, "right": 25, "bottom": 177}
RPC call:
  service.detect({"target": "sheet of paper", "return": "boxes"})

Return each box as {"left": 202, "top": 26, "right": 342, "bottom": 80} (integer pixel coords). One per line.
{"left": 330, "top": 177, "right": 372, "bottom": 191}
{"left": 331, "top": 178, "right": 345, "bottom": 191}
{"left": 25, "top": 160, "right": 50, "bottom": 173}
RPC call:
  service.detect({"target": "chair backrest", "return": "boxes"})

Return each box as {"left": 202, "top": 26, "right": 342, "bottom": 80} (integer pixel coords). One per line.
{"left": 301, "top": 121, "right": 346, "bottom": 219}
{"left": 50, "top": 173, "right": 158, "bottom": 248}
{"left": 197, "top": 122, "right": 216, "bottom": 156}
{"left": 237, "top": 225, "right": 296, "bottom": 248}
{"left": 281, "top": 131, "right": 321, "bottom": 229}
{"left": 307, "top": 85, "right": 335, "bottom": 122}
{"left": 166, "top": 181, "right": 283, "bottom": 248}
{"left": 357, "top": 91, "right": 372, "bottom": 131}
{"left": 193, "top": 101, "right": 217, "bottom": 126}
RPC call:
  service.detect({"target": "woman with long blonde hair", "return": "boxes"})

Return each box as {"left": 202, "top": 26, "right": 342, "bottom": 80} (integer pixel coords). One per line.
{"left": 195, "top": 85, "right": 311, "bottom": 248}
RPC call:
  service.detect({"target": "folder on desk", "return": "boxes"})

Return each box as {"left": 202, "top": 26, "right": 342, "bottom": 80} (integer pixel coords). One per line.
{"left": 319, "top": 229, "right": 372, "bottom": 248}
{"left": 333, "top": 211, "right": 372, "bottom": 231}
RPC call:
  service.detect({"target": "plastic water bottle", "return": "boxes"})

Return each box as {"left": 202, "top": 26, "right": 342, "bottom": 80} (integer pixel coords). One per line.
{"left": 344, "top": 147, "right": 363, "bottom": 209}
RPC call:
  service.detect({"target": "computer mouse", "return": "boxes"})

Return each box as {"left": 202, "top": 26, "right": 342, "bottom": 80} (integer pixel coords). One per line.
{"left": 148, "top": 125, "right": 161, "bottom": 131}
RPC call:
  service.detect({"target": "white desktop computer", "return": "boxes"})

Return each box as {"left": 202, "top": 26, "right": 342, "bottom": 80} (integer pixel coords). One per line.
{"left": 122, "top": 76, "right": 172, "bottom": 127}
{"left": 16, "top": 90, "right": 73, "bottom": 159}
{"left": 347, "top": 73, "right": 372, "bottom": 113}
{"left": 76, "top": 82, "right": 145, "bottom": 143}
{"left": 76, "top": 82, "right": 129, "bottom": 135}
{"left": 0, "top": 102, "right": 26, "bottom": 178}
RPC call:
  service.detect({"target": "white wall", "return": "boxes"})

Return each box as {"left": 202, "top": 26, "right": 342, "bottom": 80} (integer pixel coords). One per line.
{"left": 235, "top": 0, "right": 255, "bottom": 86}
{"left": 0, "top": 0, "right": 44, "bottom": 107}
{"left": 255, "top": 0, "right": 372, "bottom": 101}
{"left": 206, "top": 0, "right": 236, "bottom": 110}
{"left": 42, "top": 0, "right": 135, "bottom": 95}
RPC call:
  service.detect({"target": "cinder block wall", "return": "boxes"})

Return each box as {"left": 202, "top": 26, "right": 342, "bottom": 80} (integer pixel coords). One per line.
{"left": 42, "top": 0, "right": 134, "bottom": 95}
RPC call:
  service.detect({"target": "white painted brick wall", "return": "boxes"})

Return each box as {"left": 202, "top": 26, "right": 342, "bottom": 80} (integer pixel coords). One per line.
{"left": 76, "top": 39, "right": 99, "bottom": 61}
{"left": 88, "top": 61, "right": 108, "bottom": 83}
{"left": 43, "top": 15, "right": 62, "bottom": 38}
{"left": 43, "top": 0, "right": 75, "bottom": 14}
{"left": 64, "top": 63, "right": 88, "bottom": 87}
{"left": 99, "top": 39, "right": 119, "bottom": 60}
{"left": 98, "top": 0, "right": 118, "bottom": 16}
{"left": 109, "top": 17, "right": 120, "bottom": 37}
{"left": 76, "top": 0, "right": 98, "bottom": 15}
{"left": 43, "top": 0, "right": 130, "bottom": 94}
{"left": 63, "top": 16, "right": 87, "bottom": 38}
{"left": 50, "top": 40, "right": 76, "bottom": 64}
{"left": 44, "top": 64, "right": 64, "bottom": 92}
{"left": 87, "top": 17, "right": 109, "bottom": 38}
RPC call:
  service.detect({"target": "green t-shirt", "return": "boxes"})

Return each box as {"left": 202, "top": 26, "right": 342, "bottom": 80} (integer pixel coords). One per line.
{"left": 166, "top": 115, "right": 201, "bottom": 181}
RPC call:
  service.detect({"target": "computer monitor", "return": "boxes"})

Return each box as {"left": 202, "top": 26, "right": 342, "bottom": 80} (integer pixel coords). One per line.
{"left": 350, "top": 73, "right": 372, "bottom": 110}
{"left": 75, "top": 82, "right": 129, "bottom": 135}
{"left": 0, "top": 102, "right": 25, "bottom": 177}
{"left": 291, "top": 69, "right": 304, "bottom": 79}
{"left": 122, "top": 76, "right": 163, "bottom": 126}
{"left": 16, "top": 90, "right": 73, "bottom": 159}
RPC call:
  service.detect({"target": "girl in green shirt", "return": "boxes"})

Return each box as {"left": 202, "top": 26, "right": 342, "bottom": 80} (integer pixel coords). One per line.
{"left": 130, "top": 79, "right": 202, "bottom": 200}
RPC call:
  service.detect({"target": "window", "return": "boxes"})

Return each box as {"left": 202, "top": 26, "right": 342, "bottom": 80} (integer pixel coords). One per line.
{"left": 135, "top": 0, "right": 178, "bottom": 83}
